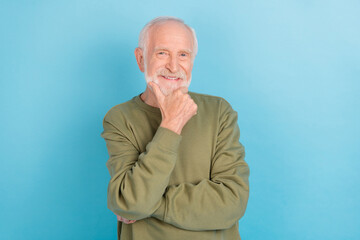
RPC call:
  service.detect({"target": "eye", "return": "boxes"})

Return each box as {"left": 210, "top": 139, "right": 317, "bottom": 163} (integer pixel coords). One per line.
{"left": 179, "top": 52, "right": 191, "bottom": 59}
{"left": 157, "top": 51, "right": 168, "bottom": 56}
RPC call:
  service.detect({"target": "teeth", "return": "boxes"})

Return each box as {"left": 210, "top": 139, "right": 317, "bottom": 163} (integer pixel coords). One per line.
{"left": 165, "top": 76, "right": 177, "bottom": 80}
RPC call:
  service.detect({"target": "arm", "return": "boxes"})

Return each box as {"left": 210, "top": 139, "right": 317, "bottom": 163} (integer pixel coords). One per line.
{"left": 101, "top": 115, "right": 182, "bottom": 221}
{"left": 102, "top": 83, "right": 196, "bottom": 222}
{"left": 152, "top": 100, "right": 250, "bottom": 231}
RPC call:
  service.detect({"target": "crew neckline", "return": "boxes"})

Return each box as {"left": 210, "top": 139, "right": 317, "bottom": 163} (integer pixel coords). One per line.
{"left": 133, "top": 91, "right": 198, "bottom": 114}
{"left": 134, "top": 93, "right": 161, "bottom": 114}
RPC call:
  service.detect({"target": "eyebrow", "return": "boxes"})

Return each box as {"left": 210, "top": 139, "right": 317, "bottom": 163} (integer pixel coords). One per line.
{"left": 154, "top": 47, "right": 193, "bottom": 54}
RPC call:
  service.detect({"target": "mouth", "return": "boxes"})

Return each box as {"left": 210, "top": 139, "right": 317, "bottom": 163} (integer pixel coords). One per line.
{"left": 160, "top": 75, "right": 181, "bottom": 81}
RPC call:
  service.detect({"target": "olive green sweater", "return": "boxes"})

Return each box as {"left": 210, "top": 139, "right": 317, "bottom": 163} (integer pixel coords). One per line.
{"left": 101, "top": 92, "right": 250, "bottom": 240}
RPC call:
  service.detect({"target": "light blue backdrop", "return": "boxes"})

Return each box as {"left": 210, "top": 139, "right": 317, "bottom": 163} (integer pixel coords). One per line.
{"left": 1, "top": 1, "right": 359, "bottom": 239}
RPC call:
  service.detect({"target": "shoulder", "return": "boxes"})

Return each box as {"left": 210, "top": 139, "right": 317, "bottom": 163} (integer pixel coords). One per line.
{"left": 102, "top": 96, "right": 138, "bottom": 125}
{"left": 189, "top": 91, "right": 223, "bottom": 102}
{"left": 189, "top": 91, "right": 234, "bottom": 113}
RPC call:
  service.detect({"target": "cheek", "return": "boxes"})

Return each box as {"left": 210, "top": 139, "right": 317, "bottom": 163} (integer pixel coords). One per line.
{"left": 145, "top": 66, "right": 156, "bottom": 77}
{"left": 148, "top": 60, "right": 167, "bottom": 74}
{"left": 183, "top": 62, "right": 193, "bottom": 75}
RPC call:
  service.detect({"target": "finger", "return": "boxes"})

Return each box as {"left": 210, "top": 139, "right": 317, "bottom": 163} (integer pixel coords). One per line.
{"left": 148, "top": 82, "right": 165, "bottom": 103}
{"left": 124, "top": 219, "right": 136, "bottom": 224}
{"left": 174, "top": 86, "right": 188, "bottom": 94}
{"left": 193, "top": 104, "right": 198, "bottom": 116}
{"left": 117, "top": 215, "right": 134, "bottom": 224}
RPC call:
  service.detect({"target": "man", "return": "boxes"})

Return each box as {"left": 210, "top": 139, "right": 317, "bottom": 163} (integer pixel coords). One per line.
{"left": 101, "top": 16, "right": 250, "bottom": 240}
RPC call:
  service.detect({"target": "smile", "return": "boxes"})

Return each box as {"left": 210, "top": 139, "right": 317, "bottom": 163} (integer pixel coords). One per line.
{"left": 161, "top": 75, "right": 181, "bottom": 81}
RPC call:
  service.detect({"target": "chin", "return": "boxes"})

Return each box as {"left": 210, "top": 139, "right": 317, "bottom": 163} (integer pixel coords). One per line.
{"left": 163, "top": 79, "right": 191, "bottom": 94}
{"left": 145, "top": 75, "right": 191, "bottom": 96}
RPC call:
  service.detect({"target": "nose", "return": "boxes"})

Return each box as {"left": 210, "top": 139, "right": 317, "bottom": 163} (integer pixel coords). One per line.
{"left": 165, "top": 55, "right": 179, "bottom": 73}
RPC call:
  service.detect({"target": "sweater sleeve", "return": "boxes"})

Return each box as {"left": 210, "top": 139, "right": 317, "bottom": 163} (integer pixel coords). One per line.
{"left": 101, "top": 114, "right": 182, "bottom": 221}
{"left": 152, "top": 100, "right": 250, "bottom": 231}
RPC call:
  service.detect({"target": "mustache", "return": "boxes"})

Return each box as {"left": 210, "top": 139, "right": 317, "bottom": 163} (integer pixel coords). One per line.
{"left": 157, "top": 68, "right": 186, "bottom": 79}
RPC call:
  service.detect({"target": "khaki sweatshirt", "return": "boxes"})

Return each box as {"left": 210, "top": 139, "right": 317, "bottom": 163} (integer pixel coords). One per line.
{"left": 101, "top": 92, "right": 250, "bottom": 240}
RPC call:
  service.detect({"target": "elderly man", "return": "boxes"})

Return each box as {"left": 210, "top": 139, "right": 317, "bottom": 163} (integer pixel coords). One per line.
{"left": 101, "top": 16, "right": 250, "bottom": 240}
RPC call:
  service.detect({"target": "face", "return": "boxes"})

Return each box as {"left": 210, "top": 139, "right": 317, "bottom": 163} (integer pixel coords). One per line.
{"left": 137, "top": 21, "right": 195, "bottom": 95}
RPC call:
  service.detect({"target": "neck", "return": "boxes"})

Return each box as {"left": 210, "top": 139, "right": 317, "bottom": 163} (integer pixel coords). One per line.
{"left": 140, "top": 86, "right": 160, "bottom": 108}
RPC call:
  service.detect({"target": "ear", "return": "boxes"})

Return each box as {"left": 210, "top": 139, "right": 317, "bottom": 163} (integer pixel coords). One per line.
{"left": 134, "top": 47, "right": 145, "bottom": 72}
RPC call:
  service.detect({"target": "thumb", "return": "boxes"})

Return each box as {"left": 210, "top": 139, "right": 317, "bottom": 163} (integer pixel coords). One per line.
{"left": 148, "top": 81, "right": 165, "bottom": 103}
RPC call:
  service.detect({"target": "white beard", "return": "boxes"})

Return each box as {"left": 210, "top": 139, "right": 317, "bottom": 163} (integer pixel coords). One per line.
{"left": 145, "top": 73, "right": 191, "bottom": 96}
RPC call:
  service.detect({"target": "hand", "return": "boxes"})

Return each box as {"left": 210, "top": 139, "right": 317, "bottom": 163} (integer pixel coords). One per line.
{"left": 149, "top": 82, "right": 198, "bottom": 134}
{"left": 116, "top": 215, "right": 136, "bottom": 224}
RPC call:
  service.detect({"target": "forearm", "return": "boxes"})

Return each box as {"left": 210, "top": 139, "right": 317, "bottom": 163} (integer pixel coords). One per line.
{"left": 152, "top": 160, "right": 250, "bottom": 230}
{"left": 104, "top": 126, "right": 182, "bottom": 220}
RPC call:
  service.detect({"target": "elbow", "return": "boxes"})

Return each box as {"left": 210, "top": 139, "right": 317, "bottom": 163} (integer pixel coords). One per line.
{"left": 106, "top": 175, "right": 158, "bottom": 220}
{"left": 199, "top": 189, "right": 250, "bottom": 231}
{"left": 232, "top": 188, "right": 249, "bottom": 222}
{"left": 107, "top": 191, "right": 157, "bottom": 220}
{"left": 219, "top": 185, "right": 249, "bottom": 229}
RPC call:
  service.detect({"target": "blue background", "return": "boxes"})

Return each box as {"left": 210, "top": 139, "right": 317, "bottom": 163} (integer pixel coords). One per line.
{"left": 1, "top": 1, "right": 359, "bottom": 239}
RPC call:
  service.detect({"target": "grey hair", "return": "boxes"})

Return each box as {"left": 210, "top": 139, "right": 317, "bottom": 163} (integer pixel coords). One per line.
{"left": 138, "top": 16, "right": 198, "bottom": 59}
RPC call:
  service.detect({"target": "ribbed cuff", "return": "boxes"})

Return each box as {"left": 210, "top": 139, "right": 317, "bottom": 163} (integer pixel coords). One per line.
{"left": 152, "top": 127, "right": 182, "bottom": 152}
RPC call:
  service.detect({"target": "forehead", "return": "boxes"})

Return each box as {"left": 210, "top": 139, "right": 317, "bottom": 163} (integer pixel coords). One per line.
{"left": 147, "top": 21, "right": 194, "bottom": 52}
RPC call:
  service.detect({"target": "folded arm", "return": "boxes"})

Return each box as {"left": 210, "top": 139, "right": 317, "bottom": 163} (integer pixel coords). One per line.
{"left": 102, "top": 115, "right": 182, "bottom": 221}
{"left": 152, "top": 101, "right": 250, "bottom": 231}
